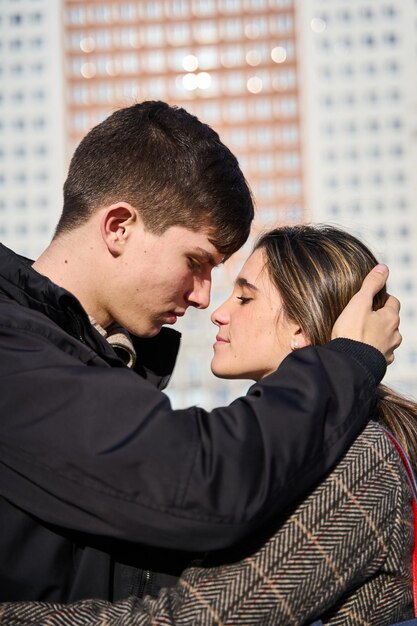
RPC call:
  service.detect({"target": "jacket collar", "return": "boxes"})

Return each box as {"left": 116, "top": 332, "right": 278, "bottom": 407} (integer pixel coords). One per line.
{"left": 0, "top": 243, "right": 181, "bottom": 386}
{"left": 0, "top": 242, "right": 91, "bottom": 338}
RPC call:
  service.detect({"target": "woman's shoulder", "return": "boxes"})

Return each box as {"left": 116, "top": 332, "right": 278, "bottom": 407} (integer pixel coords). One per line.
{"left": 345, "top": 419, "right": 397, "bottom": 460}
{"left": 341, "top": 419, "right": 405, "bottom": 478}
{"left": 297, "top": 420, "right": 410, "bottom": 518}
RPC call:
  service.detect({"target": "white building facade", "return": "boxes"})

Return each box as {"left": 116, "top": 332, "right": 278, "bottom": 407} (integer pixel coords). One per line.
{"left": 297, "top": 0, "right": 417, "bottom": 397}
{"left": 0, "top": 0, "right": 65, "bottom": 258}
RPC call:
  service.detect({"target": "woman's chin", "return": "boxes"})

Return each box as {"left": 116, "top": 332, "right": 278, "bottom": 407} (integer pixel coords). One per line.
{"left": 211, "top": 367, "right": 235, "bottom": 380}
{"left": 211, "top": 363, "right": 256, "bottom": 381}
{"left": 211, "top": 362, "right": 238, "bottom": 380}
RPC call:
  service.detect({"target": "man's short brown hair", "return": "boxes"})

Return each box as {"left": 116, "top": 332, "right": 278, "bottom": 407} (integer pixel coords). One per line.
{"left": 56, "top": 101, "right": 254, "bottom": 257}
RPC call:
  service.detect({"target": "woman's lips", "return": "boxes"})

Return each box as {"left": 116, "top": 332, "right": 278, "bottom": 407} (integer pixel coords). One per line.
{"left": 213, "top": 335, "right": 230, "bottom": 348}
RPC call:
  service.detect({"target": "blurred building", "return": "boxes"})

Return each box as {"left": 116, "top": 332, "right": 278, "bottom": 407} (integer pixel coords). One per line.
{"left": 0, "top": 0, "right": 65, "bottom": 258}
{"left": 63, "top": 0, "right": 304, "bottom": 407}
{"left": 297, "top": 0, "right": 417, "bottom": 397}
{"left": 0, "top": 0, "right": 416, "bottom": 406}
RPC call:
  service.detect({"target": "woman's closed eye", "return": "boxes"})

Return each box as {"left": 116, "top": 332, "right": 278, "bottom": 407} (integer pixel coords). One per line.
{"left": 236, "top": 296, "right": 252, "bottom": 305}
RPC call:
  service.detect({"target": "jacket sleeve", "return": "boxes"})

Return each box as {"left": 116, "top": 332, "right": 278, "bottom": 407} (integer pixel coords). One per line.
{"left": 0, "top": 321, "right": 385, "bottom": 551}
{"left": 0, "top": 427, "right": 410, "bottom": 626}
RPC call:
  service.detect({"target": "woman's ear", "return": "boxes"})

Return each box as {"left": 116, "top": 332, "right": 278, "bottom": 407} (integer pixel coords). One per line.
{"left": 100, "top": 203, "right": 138, "bottom": 256}
{"left": 290, "top": 328, "right": 311, "bottom": 351}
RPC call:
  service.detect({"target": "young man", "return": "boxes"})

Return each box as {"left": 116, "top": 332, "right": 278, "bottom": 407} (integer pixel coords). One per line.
{"left": 0, "top": 101, "right": 400, "bottom": 602}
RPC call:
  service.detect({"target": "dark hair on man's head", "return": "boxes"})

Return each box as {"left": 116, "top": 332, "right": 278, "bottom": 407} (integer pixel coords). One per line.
{"left": 57, "top": 101, "right": 254, "bottom": 257}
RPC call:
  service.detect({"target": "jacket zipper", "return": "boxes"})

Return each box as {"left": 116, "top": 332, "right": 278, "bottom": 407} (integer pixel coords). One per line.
{"left": 67, "top": 308, "right": 85, "bottom": 344}
{"left": 137, "top": 569, "right": 151, "bottom": 598}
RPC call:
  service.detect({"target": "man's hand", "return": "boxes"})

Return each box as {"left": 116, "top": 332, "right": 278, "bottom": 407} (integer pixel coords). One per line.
{"left": 332, "top": 264, "right": 401, "bottom": 364}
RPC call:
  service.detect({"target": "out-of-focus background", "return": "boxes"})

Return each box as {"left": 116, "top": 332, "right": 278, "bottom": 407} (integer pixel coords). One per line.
{"left": 1, "top": 0, "right": 416, "bottom": 407}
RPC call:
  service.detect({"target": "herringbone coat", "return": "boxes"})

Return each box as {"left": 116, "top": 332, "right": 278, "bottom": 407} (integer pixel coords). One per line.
{"left": 0, "top": 421, "right": 413, "bottom": 626}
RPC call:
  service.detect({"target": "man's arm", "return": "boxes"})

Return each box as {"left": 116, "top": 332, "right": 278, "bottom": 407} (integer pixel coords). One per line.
{"left": 0, "top": 424, "right": 407, "bottom": 626}
{"left": 0, "top": 266, "right": 399, "bottom": 551}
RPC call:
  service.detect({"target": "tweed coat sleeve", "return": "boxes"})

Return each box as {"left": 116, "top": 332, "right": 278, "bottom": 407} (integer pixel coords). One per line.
{"left": 0, "top": 422, "right": 413, "bottom": 626}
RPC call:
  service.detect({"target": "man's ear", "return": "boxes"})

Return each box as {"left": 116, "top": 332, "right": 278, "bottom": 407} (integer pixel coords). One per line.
{"left": 100, "top": 203, "right": 138, "bottom": 256}
{"left": 290, "top": 327, "right": 311, "bottom": 351}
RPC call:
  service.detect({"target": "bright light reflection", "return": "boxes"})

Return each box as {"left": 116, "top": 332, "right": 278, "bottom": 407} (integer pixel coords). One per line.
{"left": 196, "top": 72, "right": 211, "bottom": 89}
{"left": 182, "top": 54, "right": 199, "bottom": 72}
{"left": 245, "top": 23, "right": 260, "bottom": 39}
{"left": 182, "top": 73, "right": 198, "bottom": 90}
{"left": 106, "top": 61, "right": 119, "bottom": 76}
{"left": 80, "top": 37, "right": 95, "bottom": 53}
{"left": 311, "top": 17, "right": 326, "bottom": 33}
{"left": 271, "top": 46, "right": 287, "bottom": 63}
{"left": 81, "top": 62, "right": 96, "bottom": 78}
{"left": 247, "top": 76, "right": 262, "bottom": 93}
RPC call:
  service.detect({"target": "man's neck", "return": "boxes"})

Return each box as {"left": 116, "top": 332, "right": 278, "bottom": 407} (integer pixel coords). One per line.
{"left": 33, "top": 233, "right": 113, "bottom": 328}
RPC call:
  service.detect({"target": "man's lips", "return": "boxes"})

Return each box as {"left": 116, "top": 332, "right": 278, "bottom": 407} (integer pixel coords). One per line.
{"left": 164, "top": 310, "right": 185, "bottom": 323}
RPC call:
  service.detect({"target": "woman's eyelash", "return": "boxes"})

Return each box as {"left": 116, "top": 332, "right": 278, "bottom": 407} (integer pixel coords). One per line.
{"left": 236, "top": 296, "right": 252, "bottom": 305}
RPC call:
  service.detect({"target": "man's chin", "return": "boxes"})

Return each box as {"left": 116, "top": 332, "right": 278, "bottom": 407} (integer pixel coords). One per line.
{"left": 126, "top": 322, "right": 162, "bottom": 339}
{"left": 142, "top": 325, "right": 163, "bottom": 338}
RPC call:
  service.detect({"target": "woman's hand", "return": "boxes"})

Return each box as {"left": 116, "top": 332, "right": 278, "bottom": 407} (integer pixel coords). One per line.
{"left": 331, "top": 264, "right": 401, "bottom": 363}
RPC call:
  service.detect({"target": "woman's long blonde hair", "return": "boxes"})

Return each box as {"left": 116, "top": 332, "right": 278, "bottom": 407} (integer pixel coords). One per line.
{"left": 255, "top": 224, "right": 417, "bottom": 467}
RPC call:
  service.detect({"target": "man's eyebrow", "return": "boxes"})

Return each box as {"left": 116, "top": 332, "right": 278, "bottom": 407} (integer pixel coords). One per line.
{"left": 192, "top": 247, "right": 220, "bottom": 267}
{"left": 235, "top": 277, "right": 259, "bottom": 292}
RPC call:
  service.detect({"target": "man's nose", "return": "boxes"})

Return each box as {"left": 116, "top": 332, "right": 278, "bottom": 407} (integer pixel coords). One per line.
{"left": 187, "top": 279, "right": 211, "bottom": 309}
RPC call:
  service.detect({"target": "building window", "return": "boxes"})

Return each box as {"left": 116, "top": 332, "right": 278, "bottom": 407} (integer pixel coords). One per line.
{"left": 33, "top": 89, "right": 46, "bottom": 101}
{"left": 34, "top": 144, "right": 47, "bottom": 157}
{"left": 221, "top": 0, "right": 241, "bottom": 13}
{"left": 93, "top": 5, "right": 112, "bottom": 23}
{"left": 10, "top": 39, "right": 23, "bottom": 51}
{"left": 33, "top": 117, "right": 46, "bottom": 129}
{"left": 270, "top": 13, "right": 294, "bottom": 34}
{"left": 29, "top": 12, "right": 43, "bottom": 24}
{"left": 281, "top": 124, "right": 299, "bottom": 144}
{"left": 10, "top": 14, "right": 23, "bottom": 25}
{"left": 221, "top": 19, "right": 244, "bottom": 40}
{"left": 222, "top": 72, "right": 246, "bottom": 93}
{"left": 31, "top": 62, "right": 44, "bottom": 74}
{"left": 11, "top": 91, "right": 24, "bottom": 103}
{"left": 140, "top": 1, "right": 164, "bottom": 19}
{"left": 15, "top": 198, "right": 27, "bottom": 210}
{"left": 382, "top": 5, "right": 397, "bottom": 18}
{"left": 144, "top": 25, "right": 164, "bottom": 46}
{"left": 119, "top": 3, "right": 137, "bottom": 20}
{"left": 192, "top": 0, "right": 216, "bottom": 15}
{"left": 30, "top": 37, "right": 43, "bottom": 49}
{"left": 385, "top": 60, "right": 400, "bottom": 73}
{"left": 95, "top": 29, "right": 112, "bottom": 48}
{"left": 257, "top": 180, "right": 274, "bottom": 197}
{"left": 36, "top": 197, "right": 49, "bottom": 209}
{"left": 166, "top": 0, "right": 189, "bottom": 17}
{"left": 14, "top": 171, "right": 27, "bottom": 184}
{"left": 221, "top": 44, "right": 245, "bottom": 67}
{"left": 384, "top": 32, "right": 398, "bottom": 45}
{"left": 12, "top": 118, "right": 25, "bottom": 131}
{"left": 10, "top": 63, "right": 24, "bottom": 76}
{"left": 284, "top": 178, "right": 301, "bottom": 195}
{"left": 167, "top": 23, "right": 190, "bottom": 45}
{"left": 282, "top": 152, "right": 300, "bottom": 170}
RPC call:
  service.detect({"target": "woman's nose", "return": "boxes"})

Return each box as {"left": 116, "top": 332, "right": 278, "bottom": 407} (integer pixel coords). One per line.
{"left": 211, "top": 302, "right": 229, "bottom": 326}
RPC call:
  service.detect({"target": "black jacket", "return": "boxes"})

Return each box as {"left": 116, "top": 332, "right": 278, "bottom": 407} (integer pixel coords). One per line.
{"left": 0, "top": 243, "right": 386, "bottom": 602}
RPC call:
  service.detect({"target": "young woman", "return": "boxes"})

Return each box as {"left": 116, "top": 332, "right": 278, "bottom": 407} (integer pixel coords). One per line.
{"left": 1, "top": 225, "right": 415, "bottom": 625}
